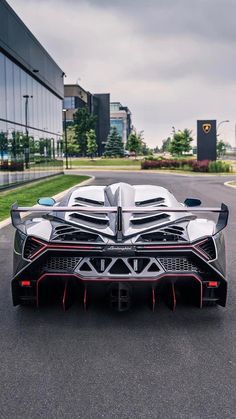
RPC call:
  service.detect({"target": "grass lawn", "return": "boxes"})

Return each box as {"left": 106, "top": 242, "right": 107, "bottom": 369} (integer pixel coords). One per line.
{"left": 70, "top": 158, "right": 141, "bottom": 167}
{"left": 0, "top": 174, "right": 89, "bottom": 221}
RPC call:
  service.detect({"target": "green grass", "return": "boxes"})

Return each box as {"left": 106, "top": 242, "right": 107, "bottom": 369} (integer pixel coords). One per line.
{"left": 0, "top": 174, "right": 89, "bottom": 221}
{"left": 70, "top": 158, "right": 141, "bottom": 167}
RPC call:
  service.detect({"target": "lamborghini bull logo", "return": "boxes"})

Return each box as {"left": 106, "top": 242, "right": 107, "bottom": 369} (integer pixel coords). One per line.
{"left": 202, "top": 123, "right": 211, "bottom": 134}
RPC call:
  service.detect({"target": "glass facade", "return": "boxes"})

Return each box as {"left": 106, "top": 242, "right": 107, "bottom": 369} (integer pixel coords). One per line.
{"left": 110, "top": 118, "right": 124, "bottom": 139}
{"left": 0, "top": 52, "right": 63, "bottom": 189}
{"left": 110, "top": 102, "right": 121, "bottom": 112}
{"left": 63, "top": 96, "right": 75, "bottom": 110}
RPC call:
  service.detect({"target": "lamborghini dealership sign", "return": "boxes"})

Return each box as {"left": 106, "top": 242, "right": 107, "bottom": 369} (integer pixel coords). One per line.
{"left": 197, "top": 120, "right": 216, "bottom": 161}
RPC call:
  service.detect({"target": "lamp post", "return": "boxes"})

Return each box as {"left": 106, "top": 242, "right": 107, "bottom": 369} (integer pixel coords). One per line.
{"left": 23, "top": 94, "right": 33, "bottom": 169}
{"left": 63, "top": 109, "right": 69, "bottom": 169}
{"left": 216, "top": 120, "right": 229, "bottom": 136}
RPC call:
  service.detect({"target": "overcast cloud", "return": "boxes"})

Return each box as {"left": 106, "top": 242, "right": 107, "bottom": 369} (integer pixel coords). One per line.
{"left": 8, "top": 0, "right": 236, "bottom": 146}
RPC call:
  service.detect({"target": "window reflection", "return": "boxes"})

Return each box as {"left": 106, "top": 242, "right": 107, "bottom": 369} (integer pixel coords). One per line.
{"left": 0, "top": 52, "right": 63, "bottom": 188}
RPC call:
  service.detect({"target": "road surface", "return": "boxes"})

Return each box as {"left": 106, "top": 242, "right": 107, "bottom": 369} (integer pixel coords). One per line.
{"left": 0, "top": 171, "right": 235, "bottom": 419}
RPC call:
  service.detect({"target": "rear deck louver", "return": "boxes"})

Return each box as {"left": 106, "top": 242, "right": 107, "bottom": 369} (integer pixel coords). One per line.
{"left": 69, "top": 212, "right": 109, "bottom": 226}
{"left": 131, "top": 213, "right": 169, "bottom": 225}
{"left": 52, "top": 225, "right": 102, "bottom": 242}
{"left": 135, "top": 197, "right": 165, "bottom": 206}
{"left": 137, "top": 225, "right": 186, "bottom": 242}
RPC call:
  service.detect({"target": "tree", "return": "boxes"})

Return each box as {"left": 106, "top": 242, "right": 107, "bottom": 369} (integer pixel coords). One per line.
{"left": 217, "top": 139, "right": 227, "bottom": 158}
{"left": 169, "top": 129, "right": 193, "bottom": 156}
{"left": 104, "top": 127, "right": 124, "bottom": 157}
{"left": 73, "top": 107, "right": 97, "bottom": 156}
{"left": 67, "top": 126, "right": 80, "bottom": 156}
{"left": 161, "top": 137, "right": 172, "bottom": 153}
{"left": 0, "top": 131, "right": 8, "bottom": 161}
{"left": 126, "top": 132, "right": 142, "bottom": 157}
{"left": 86, "top": 129, "right": 98, "bottom": 159}
{"left": 141, "top": 141, "right": 153, "bottom": 156}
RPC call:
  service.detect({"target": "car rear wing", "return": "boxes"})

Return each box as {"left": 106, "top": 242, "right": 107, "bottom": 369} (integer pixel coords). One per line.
{"left": 11, "top": 202, "right": 229, "bottom": 235}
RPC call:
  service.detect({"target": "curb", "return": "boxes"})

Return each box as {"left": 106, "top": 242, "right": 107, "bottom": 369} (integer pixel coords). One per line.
{"left": 224, "top": 180, "right": 236, "bottom": 189}
{"left": 0, "top": 176, "right": 94, "bottom": 230}
{"left": 69, "top": 168, "right": 236, "bottom": 177}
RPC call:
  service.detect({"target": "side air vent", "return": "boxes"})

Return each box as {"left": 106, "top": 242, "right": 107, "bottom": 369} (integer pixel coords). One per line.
{"left": 197, "top": 238, "right": 216, "bottom": 260}
{"left": 131, "top": 213, "right": 169, "bottom": 225}
{"left": 136, "top": 224, "right": 186, "bottom": 242}
{"left": 24, "top": 237, "right": 45, "bottom": 259}
{"left": 136, "top": 197, "right": 165, "bottom": 206}
{"left": 52, "top": 225, "right": 102, "bottom": 242}
{"left": 74, "top": 197, "right": 104, "bottom": 206}
{"left": 69, "top": 212, "right": 109, "bottom": 225}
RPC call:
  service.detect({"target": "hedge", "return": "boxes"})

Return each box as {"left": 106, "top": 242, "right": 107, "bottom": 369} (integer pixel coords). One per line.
{"left": 141, "top": 159, "right": 231, "bottom": 173}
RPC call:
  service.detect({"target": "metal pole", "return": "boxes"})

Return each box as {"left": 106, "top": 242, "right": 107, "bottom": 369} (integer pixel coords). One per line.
{"left": 24, "top": 95, "right": 29, "bottom": 169}
{"left": 23, "top": 95, "right": 33, "bottom": 169}
{"left": 63, "top": 110, "right": 69, "bottom": 169}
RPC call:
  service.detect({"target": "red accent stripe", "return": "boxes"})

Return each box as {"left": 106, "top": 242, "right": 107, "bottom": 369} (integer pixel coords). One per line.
{"left": 28, "top": 237, "right": 98, "bottom": 260}
{"left": 171, "top": 283, "right": 176, "bottom": 311}
{"left": 152, "top": 288, "right": 156, "bottom": 312}
{"left": 83, "top": 286, "right": 87, "bottom": 310}
{"left": 35, "top": 272, "right": 203, "bottom": 309}
{"left": 140, "top": 238, "right": 210, "bottom": 260}
{"left": 62, "top": 280, "right": 68, "bottom": 311}
{"left": 28, "top": 237, "right": 210, "bottom": 262}
{"left": 36, "top": 273, "right": 74, "bottom": 308}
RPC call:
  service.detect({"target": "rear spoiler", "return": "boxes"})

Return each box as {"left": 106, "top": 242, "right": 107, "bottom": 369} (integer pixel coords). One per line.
{"left": 11, "top": 202, "right": 229, "bottom": 235}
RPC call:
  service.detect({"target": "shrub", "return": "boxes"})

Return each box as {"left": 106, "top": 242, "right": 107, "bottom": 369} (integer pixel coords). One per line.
{"left": 208, "top": 161, "right": 231, "bottom": 173}
{"left": 141, "top": 158, "right": 232, "bottom": 173}
{"left": 191, "top": 160, "right": 210, "bottom": 172}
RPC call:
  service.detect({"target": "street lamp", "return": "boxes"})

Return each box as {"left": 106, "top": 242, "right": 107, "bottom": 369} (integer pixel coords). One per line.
{"left": 217, "top": 120, "right": 229, "bottom": 136}
{"left": 23, "top": 94, "right": 33, "bottom": 169}
{"left": 63, "top": 109, "right": 69, "bottom": 169}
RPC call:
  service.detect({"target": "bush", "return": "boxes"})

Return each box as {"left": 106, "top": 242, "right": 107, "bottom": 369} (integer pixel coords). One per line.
{"left": 141, "top": 158, "right": 192, "bottom": 170}
{"left": 191, "top": 160, "right": 210, "bottom": 172}
{"left": 208, "top": 161, "right": 231, "bottom": 173}
{"left": 141, "top": 158, "right": 231, "bottom": 173}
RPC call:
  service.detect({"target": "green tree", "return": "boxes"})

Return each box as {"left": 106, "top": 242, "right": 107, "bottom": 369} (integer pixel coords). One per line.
{"left": 104, "top": 127, "right": 124, "bottom": 157}
{"left": 169, "top": 129, "right": 193, "bottom": 156}
{"left": 217, "top": 139, "right": 227, "bottom": 158}
{"left": 161, "top": 137, "right": 172, "bottom": 153}
{"left": 126, "top": 132, "right": 142, "bottom": 157}
{"left": 67, "top": 126, "right": 80, "bottom": 156}
{"left": 86, "top": 129, "right": 98, "bottom": 159}
{"left": 73, "top": 107, "right": 97, "bottom": 156}
{"left": 0, "top": 131, "right": 8, "bottom": 161}
{"left": 141, "top": 142, "right": 153, "bottom": 156}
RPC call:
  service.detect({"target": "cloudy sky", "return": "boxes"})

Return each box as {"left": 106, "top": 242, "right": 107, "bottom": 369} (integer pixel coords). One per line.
{"left": 8, "top": 0, "right": 236, "bottom": 146}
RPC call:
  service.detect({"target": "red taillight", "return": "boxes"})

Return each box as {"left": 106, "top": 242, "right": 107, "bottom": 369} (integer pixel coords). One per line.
{"left": 208, "top": 281, "right": 218, "bottom": 288}
{"left": 20, "top": 280, "right": 31, "bottom": 287}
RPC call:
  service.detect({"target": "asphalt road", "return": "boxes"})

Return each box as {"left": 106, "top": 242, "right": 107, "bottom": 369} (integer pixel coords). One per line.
{"left": 0, "top": 171, "right": 235, "bottom": 419}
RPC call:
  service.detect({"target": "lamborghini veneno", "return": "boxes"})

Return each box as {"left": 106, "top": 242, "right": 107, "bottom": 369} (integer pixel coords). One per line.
{"left": 11, "top": 183, "right": 228, "bottom": 311}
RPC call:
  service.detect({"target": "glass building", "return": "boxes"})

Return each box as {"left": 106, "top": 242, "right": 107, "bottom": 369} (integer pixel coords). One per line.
{"left": 110, "top": 102, "right": 132, "bottom": 143}
{"left": 64, "top": 84, "right": 110, "bottom": 156}
{"left": 0, "top": 0, "right": 64, "bottom": 189}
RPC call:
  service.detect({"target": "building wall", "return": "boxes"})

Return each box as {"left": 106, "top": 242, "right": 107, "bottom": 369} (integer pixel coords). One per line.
{"left": 0, "top": 0, "right": 64, "bottom": 189}
{"left": 110, "top": 102, "right": 132, "bottom": 143}
{"left": 64, "top": 85, "right": 110, "bottom": 156}
{"left": 93, "top": 94, "right": 110, "bottom": 155}
{"left": 0, "top": 0, "right": 64, "bottom": 98}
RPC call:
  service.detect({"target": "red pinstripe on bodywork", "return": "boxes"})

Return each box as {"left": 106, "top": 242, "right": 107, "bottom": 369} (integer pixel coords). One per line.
{"left": 35, "top": 272, "right": 203, "bottom": 309}
{"left": 26, "top": 236, "right": 212, "bottom": 264}
{"left": 26, "top": 237, "right": 99, "bottom": 260}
